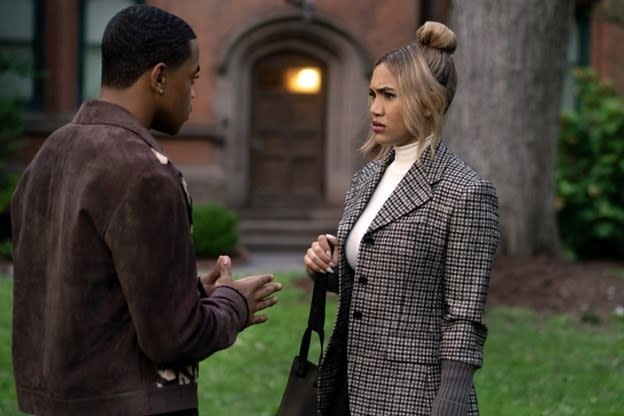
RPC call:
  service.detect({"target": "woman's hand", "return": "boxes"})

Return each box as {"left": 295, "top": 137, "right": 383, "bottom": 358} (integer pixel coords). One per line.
{"left": 304, "top": 233, "right": 338, "bottom": 277}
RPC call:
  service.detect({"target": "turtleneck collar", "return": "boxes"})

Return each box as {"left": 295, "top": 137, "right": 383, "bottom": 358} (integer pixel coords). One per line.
{"left": 393, "top": 141, "right": 420, "bottom": 165}
{"left": 392, "top": 135, "right": 434, "bottom": 166}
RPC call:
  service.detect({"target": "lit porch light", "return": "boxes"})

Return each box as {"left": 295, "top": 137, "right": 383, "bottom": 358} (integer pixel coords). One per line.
{"left": 285, "top": 67, "right": 322, "bottom": 94}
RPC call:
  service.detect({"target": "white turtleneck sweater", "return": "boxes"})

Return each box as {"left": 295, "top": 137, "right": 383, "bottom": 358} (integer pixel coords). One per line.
{"left": 345, "top": 140, "right": 424, "bottom": 269}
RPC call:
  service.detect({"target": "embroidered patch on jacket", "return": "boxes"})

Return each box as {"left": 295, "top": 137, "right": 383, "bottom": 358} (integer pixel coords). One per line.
{"left": 150, "top": 148, "right": 169, "bottom": 165}
{"left": 156, "top": 364, "right": 198, "bottom": 388}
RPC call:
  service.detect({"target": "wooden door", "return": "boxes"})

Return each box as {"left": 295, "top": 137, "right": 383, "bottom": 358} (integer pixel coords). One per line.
{"left": 249, "top": 53, "right": 326, "bottom": 208}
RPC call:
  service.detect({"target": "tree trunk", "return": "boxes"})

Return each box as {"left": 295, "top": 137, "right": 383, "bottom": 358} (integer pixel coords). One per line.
{"left": 445, "top": 0, "right": 574, "bottom": 256}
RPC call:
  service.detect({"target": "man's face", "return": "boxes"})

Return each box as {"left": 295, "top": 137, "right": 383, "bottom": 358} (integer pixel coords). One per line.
{"left": 152, "top": 39, "right": 200, "bottom": 135}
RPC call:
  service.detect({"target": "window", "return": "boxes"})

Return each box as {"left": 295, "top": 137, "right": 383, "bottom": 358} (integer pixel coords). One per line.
{"left": 0, "top": 0, "right": 42, "bottom": 108}
{"left": 80, "top": 0, "right": 139, "bottom": 100}
{"left": 561, "top": 5, "right": 591, "bottom": 110}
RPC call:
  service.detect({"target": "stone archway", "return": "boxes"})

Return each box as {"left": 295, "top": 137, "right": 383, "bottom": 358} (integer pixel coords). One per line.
{"left": 215, "top": 12, "right": 372, "bottom": 212}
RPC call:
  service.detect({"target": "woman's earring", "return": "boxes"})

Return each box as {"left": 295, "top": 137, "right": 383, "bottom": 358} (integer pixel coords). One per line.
{"left": 158, "top": 87, "right": 164, "bottom": 95}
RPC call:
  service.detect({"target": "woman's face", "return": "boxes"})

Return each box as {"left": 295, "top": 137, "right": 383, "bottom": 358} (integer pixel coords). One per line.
{"left": 369, "top": 63, "right": 414, "bottom": 146}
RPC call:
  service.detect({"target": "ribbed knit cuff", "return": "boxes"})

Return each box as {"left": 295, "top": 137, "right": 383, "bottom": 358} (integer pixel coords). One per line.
{"left": 431, "top": 359, "right": 476, "bottom": 416}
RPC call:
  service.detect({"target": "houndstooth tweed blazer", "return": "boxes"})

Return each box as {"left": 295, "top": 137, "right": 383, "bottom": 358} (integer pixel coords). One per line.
{"left": 317, "top": 141, "right": 500, "bottom": 415}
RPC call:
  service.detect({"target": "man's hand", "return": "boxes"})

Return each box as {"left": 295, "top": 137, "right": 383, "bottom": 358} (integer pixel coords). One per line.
{"left": 198, "top": 255, "right": 232, "bottom": 296}
{"left": 200, "top": 255, "right": 282, "bottom": 326}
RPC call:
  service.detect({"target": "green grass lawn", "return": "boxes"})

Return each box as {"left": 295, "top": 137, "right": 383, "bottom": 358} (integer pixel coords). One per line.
{"left": 0, "top": 274, "right": 622, "bottom": 415}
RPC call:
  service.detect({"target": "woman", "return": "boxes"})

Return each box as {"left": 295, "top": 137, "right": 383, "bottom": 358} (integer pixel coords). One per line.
{"left": 304, "top": 21, "right": 500, "bottom": 416}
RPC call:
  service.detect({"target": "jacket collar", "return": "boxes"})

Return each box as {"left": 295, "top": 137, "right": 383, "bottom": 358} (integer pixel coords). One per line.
{"left": 72, "top": 100, "right": 164, "bottom": 153}
{"left": 343, "top": 141, "right": 452, "bottom": 234}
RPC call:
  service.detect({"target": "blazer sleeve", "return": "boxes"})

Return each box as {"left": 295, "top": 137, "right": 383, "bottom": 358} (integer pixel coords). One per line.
{"left": 440, "top": 179, "right": 500, "bottom": 367}
{"left": 104, "top": 169, "right": 248, "bottom": 366}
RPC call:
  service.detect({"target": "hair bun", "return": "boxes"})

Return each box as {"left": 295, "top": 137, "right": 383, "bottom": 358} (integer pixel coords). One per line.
{"left": 416, "top": 21, "right": 456, "bottom": 54}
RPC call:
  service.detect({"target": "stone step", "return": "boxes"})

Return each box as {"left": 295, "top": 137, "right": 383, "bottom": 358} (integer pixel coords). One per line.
{"left": 238, "top": 216, "right": 339, "bottom": 250}
{"left": 236, "top": 207, "right": 343, "bottom": 220}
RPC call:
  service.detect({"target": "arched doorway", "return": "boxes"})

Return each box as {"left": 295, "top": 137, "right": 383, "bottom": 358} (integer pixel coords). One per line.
{"left": 214, "top": 12, "right": 372, "bottom": 247}
{"left": 215, "top": 12, "right": 371, "bottom": 211}
{"left": 248, "top": 53, "right": 326, "bottom": 208}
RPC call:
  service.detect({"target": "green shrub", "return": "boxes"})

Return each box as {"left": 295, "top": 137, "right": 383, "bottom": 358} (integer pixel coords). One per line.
{"left": 0, "top": 51, "right": 27, "bottom": 239}
{"left": 192, "top": 203, "right": 239, "bottom": 258}
{"left": 0, "top": 240, "right": 11, "bottom": 261}
{"left": 0, "top": 96, "right": 22, "bottom": 214}
{"left": 0, "top": 173, "right": 19, "bottom": 216}
{"left": 556, "top": 68, "right": 624, "bottom": 260}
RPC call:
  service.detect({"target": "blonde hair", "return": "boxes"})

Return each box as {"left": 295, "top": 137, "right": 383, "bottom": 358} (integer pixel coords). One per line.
{"left": 361, "top": 21, "right": 458, "bottom": 160}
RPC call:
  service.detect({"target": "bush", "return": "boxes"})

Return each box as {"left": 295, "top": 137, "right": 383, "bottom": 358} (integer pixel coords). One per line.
{"left": 0, "top": 51, "right": 28, "bottom": 240}
{"left": 556, "top": 68, "right": 624, "bottom": 260}
{"left": 192, "top": 203, "right": 239, "bottom": 258}
{"left": 0, "top": 95, "right": 23, "bottom": 182}
{"left": 0, "top": 239, "right": 11, "bottom": 261}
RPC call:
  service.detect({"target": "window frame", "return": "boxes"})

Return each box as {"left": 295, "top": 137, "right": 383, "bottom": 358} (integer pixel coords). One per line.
{"left": 0, "top": 0, "right": 44, "bottom": 110}
{"left": 78, "top": 0, "right": 143, "bottom": 102}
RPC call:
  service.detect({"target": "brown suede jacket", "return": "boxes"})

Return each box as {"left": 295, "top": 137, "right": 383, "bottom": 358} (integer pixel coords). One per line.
{"left": 11, "top": 100, "right": 249, "bottom": 415}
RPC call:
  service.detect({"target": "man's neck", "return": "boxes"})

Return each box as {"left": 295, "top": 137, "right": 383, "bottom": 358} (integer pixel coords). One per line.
{"left": 99, "top": 84, "right": 153, "bottom": 130}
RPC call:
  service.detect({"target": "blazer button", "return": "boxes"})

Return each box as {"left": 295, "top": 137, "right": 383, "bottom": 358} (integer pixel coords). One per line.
{"left": 358, "top": 276, "right": 368, "bottom": 285}
{"left": 353, "top": 311, "right": 363, "bottom": 320}
{"left": 363, "top": 235, "right": 374, "bottom": 245}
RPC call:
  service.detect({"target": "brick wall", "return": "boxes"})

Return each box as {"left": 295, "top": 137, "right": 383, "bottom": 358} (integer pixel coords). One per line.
{"left": 148, "top": 0, "right": 421, "bottom": 126}
{"left": 591, "top": 0, "right": 624, "bottom": 94}
{"left": 591, "top": 20, "right": 624, "bottom": 93}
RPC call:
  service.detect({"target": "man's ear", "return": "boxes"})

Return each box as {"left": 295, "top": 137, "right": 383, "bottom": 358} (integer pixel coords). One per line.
{"left": 150, "top": 63, "right": 167, "bottom": 95}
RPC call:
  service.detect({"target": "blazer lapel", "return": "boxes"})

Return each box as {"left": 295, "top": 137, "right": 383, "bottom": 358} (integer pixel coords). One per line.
{"left": 338, "top": 152, "right": 392, "bottom": 241}
{"left": 368, "top": 142, "right": 451, "bottom": 232}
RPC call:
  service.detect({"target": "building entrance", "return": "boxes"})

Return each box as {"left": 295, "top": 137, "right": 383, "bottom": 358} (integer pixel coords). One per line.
{"left": 248, "top": 53, "right": 326, "bottom": 208}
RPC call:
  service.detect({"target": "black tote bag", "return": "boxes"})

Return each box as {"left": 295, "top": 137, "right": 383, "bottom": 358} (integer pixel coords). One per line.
{"left": 276, "top": 273, "right": 327, "bottom": 416}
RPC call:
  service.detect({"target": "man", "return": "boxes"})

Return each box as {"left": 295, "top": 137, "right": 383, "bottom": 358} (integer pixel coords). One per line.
{"left": 10, "top": 5, "right": 281, "bottom": 416}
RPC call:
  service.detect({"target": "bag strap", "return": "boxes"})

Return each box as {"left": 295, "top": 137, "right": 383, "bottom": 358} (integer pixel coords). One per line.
{"left": 295, "top": 272, "right": 328, "bottom": 373}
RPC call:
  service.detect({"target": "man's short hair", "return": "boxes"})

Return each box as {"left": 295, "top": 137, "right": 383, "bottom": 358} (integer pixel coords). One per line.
{"left": 101, "top": 5, "right": 196, "bottom": 88}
